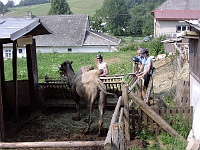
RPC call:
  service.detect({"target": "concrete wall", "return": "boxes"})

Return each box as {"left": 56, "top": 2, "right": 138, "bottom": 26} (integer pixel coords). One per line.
{"left": 190, "top": 74, "right": 200, "bottom": 140}
{"left": 154, "top": 20, "right": 189, "bottom": 37}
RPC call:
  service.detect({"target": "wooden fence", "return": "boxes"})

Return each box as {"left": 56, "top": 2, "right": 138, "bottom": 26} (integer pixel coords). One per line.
{"left": 131, "top": 105, "right": 193, "bottom": 135}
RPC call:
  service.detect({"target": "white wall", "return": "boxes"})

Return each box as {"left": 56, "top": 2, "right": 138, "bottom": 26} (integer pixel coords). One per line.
{"left": 36, "top": 46, "right": 113, "bottom": 53}
{"left": 154, "top": 20, "right": 189, "bottom": 37}
{"left": 190, "top": 74, "right": 200, "bottom": 140}
{"left": 3, "top": 45, "right": 118, "bottom": 59}
{"left": 3, "top": 47, "right": 26, "bottom": 59}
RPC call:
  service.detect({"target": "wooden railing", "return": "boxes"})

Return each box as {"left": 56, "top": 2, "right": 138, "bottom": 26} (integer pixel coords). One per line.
{"left": 131, "top": 105, "right": 193, "bottom": 135}
{"left": 100, "top": 75, "right": 124, "bottom": 97}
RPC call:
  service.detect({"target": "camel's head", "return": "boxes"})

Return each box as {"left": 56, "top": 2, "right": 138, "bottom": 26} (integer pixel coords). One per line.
{"left": 59, "top": 61, "right": 75, "bottom": 84}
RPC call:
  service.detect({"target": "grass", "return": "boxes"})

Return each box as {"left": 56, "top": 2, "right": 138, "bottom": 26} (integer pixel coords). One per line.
{"left": 6, "top": 0, "right": 104, "bottom": 17}
{"left": 4, "top": 51, "right": 136, "bottom": 82}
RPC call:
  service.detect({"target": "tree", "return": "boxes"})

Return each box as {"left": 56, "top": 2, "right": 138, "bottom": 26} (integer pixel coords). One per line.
{"left": 0, "top": 1, "right": 8, "bottom": 14}
{"left": 94, "top": 0, "right": 130, "bottom": 36}
{"left": 48, "top": 0, "right": 72, "bottom": 15}
{"left": 6, "top": 0, "right": 15, "bottom": 7}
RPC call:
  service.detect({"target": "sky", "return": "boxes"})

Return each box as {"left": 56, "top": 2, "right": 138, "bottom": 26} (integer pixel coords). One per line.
{"left": 0, "top": 0, "right": 20, "bottom": 5}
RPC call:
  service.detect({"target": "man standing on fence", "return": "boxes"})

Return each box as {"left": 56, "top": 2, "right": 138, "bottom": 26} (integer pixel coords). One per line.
{"left": 136, "top": 48, "right": 154, "bottom": 103}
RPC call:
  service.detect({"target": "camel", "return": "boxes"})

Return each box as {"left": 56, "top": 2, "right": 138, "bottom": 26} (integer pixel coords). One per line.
{"left": 59, "top": 61, "right": 116, "bottom": 136}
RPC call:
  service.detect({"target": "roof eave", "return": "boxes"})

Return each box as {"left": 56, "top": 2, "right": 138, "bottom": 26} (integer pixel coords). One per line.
{"left": 10, "top": 18, "right": 52, "bottom": 41}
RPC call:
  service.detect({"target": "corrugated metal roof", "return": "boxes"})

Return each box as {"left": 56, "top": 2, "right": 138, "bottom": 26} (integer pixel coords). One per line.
{"left": 152, "top": 10, "right": 200, "bottom": 20}
{"left": 0, "top": 17, "right": 51, "bottom": 41}
{"left": 185, "top": 20, "right": 200, "bottom": 31}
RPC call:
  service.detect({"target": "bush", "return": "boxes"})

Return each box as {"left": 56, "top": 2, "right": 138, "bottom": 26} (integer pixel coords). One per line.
{"left": 140, "top": 36, "right": 165, "bottom": 56}
{"left": 119, "top": 43, "right": 140, "bottom": 52}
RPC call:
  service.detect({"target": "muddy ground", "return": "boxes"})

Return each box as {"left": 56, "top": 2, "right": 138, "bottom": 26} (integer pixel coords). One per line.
{"left": 4, "top": 57, "right": 189, "bottom": 149}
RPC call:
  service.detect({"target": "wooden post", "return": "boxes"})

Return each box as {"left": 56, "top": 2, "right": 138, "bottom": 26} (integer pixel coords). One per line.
{"left": 13, "top": 41, "right": 18, "bottom": 122}
{"left": 129, "top": 91, "right": 186, "bottom": 141}
{"left": 26, "top": 39, "right": 39, "bottom": 111}
{"left": 0, "top": 43, "right": 4, "bottom": 141}
{"left": 122, "top": 85, "right": 130, "bottom": 142}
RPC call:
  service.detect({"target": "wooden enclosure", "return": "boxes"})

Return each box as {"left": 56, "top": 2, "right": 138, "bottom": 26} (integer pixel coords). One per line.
{"left": 0, "top": 74, "right": 192, "bottom": 149}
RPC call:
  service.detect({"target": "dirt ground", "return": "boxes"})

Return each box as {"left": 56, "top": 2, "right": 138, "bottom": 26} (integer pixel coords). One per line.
{"left": 4, "top": 57, "right": 189, "bottom": 149}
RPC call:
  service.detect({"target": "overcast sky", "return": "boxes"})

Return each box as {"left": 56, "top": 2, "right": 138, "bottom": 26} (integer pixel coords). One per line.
{"left": 0, "top": 0, "right": 20, "bottom": 5}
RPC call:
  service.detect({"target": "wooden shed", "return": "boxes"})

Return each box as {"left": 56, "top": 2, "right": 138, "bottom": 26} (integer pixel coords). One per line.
{"left": 0, "top": 17, "right": 51, "bottom": 141}
{"left": 182, "top": 20, "right": 200, "bottom": 149}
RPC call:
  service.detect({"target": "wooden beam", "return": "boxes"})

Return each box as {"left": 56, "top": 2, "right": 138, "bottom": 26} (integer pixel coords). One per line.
{"left": 12, "top": 41, "right": 18, "bottom": 122}
{"left": 0, "top": 43, "right": 5, "bottom": 141}
{"left": 0, "top": 141, "right": 104, "bottom": 148}
{"left": 129, "top": 91, "right": 186, "bottom": 142}
{"left": 26, "top": 39, "right": 39, "bottom": 111}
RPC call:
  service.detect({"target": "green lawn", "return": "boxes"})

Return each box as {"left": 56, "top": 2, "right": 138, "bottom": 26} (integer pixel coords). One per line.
{"left": 6, "top": 0, "right": 104, "bottom": 17}
{"left": 4, "top": 51, "right": 136, "bottom": 82}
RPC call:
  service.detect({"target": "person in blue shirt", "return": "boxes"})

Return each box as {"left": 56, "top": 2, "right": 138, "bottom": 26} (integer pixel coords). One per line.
{"left": 136, "top": 48, "right": 154, "bottom": 101}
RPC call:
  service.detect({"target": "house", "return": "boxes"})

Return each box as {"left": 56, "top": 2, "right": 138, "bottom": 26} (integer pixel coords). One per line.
{"left": 3, "top": 14, "right": 121, "bottom": 59}
{"left": 151, "top": 0, "right": 200, "bottom": 38}
{"left": 182, "top": 19, "right": 200, "bottom": 149}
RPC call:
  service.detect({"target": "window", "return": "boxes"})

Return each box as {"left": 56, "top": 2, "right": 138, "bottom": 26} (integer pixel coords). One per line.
{"left": 19, "top": 49, "right": 22, "bottom": 53}
{"left": 176, "top": 25, "right": 190, "bottom": 32}
{"left": 5, "top": 50, "right": 12, "bottom": 58}
{"left": 68, "top": 48, "right": 72, "bottom": 52}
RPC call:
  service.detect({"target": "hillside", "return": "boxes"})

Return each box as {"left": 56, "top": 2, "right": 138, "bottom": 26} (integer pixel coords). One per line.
{"left": 5, "top": 0, "right": 104, "bottom": 17}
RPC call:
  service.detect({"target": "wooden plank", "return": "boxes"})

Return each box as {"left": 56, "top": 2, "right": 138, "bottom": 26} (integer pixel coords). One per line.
{"left": 173, "top": 107, "right": 177, "bottom": 125}
{"left": 154, "top": 107, "right": 160, "bottom": 134}
{"left": 112, "top": 123, "right": 119, "bottom": 149}
{"left": 150, "top": 118, "right": 154, "bottom": 132}
{"left": 0, "top": 43, "right": 5, "bottom": 141}
{"left": 129, "top": 92, "right": 186, "bottom": 141}
{"left": 0, "top": 141, "right": 104, "bottom": 148}
{"left": 104, "top": 97, "right": 122, "bottom": 150}
{"left": 167, "top": 107, "right": 171, "bottom": 125}
{"left": 122, "top": 85, "right": 130, "bottom": 142}
{"left": 131, "top": 107, "right": 135, "bottom": 131}
{"left": 13, "top": 41, "right": 19, "bottom": 122}
{"left": 119, "top": 108, "right": 124, "bottom": 123}
{"left": 138, "top": 108, "right": 142, "bottom": 132}
{"left": 128, "top": 78, "right": 140, "bottom": 93}
{"left": 179, "top": 107, "right": 183, "bottom": 122}
{"left": 143, "top": 111, "right": 148, "bottom": 128}
{"left": 185, "top": 107, "right": 190, "bottom": 125}
{"left": 118, "top": 122, "right": 124, "bottom": 150}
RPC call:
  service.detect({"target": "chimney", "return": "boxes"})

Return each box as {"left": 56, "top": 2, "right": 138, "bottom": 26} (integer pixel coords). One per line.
{"left": 26, "top": 11, "right": 33, "bottom": 19}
